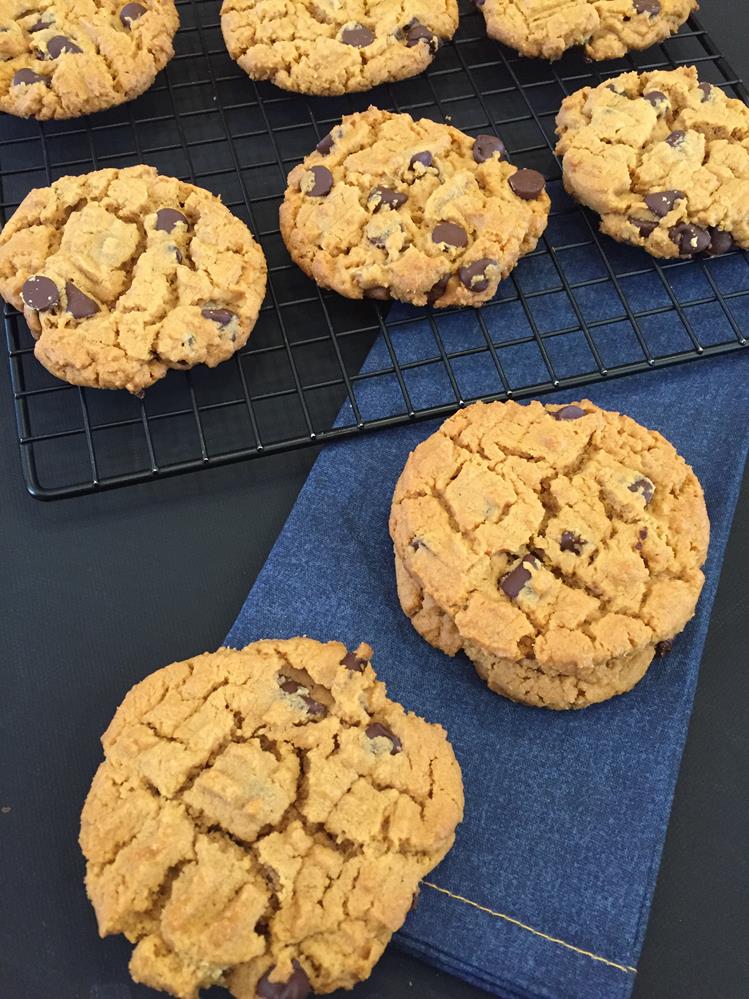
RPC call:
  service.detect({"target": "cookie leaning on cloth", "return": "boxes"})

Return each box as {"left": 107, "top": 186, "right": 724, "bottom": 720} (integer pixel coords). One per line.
{"left": 556, "top": 66, "right": 749, "bottom": 259}
{"left": 80, "top": 637, "right": 464, "bottom": 999}
{"left": 0, "top": 165, "right": 267, "bottom": 394}
{"left": 280, "top": 107, "right": 550, "bottom": 308}
{"left": 221, "top": 0, "right": 457, "bottom": 96}
{"left": 0, "top": 1, "right": 179, "bottom": 119}
{"left": 478, "top": 0, "right": 696, "bottom": 61}
{"left": 389, "top": 399, "right": 709, "bottom": 709}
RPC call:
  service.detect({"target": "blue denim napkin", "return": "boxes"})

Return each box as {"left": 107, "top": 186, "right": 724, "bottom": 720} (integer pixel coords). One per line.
{"left": 227, "top": 296, "right": 748, "bottom": 999}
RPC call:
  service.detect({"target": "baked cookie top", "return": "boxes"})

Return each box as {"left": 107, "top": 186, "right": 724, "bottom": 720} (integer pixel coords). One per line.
{"left": 0, "top": 166, "right": 267, "bottom": 394}
{"left": 0, "top": 1, "right": 179, "bottom": 120}
{"left": 280, "top": 107, "right": 550, "bottom": 309}
{"left": 556, "top": 66, "right": 749, "bottom": 259}
{"left": 478, "top": 0, "right": 696, "bottom": 61}
{"left": 389, "top": 399, "right": 709, "bottom": 678}
{"left": 80, "top": 638, "right": 464, "bottom": 999}
{"left": 220, "top": 0, "right": 457, "bottom": 96}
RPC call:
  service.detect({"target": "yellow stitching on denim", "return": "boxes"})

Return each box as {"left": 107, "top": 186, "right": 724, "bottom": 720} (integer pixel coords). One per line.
{"left": 421, "top": 882, "right": 637, "bottom": 975}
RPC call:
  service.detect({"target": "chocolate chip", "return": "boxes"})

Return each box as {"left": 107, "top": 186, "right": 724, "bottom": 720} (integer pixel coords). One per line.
{"left": 633, "top": 0, "right": 660, "bottom": 13}
{"left": 666, "top": 130, "right": 686, "bottom": 147}
{"left": 28, "top": 19, "right": 51, "bottom": 33}
{"left": 458, "top": 258, "right": 496, "bottom": 293}
{"left": 409, "top": 151, "right": 433, "bottom": 170}
{"left": 172, "top": 246, "right": 183, "bottom": 264}
{"left": 369, "top": 186, "right": 407, "bottom": 212}
{"left": 341, "top": 23, "right": 374, "bottom": 47}
{"left": 306, "top": 165, "right": 333, "bottom": 197}
{"left": 21, "top": 275, "right": 59, "bottom": 312}
{"left": 303, "top": 695, "right": 327, "bottom": 718}
{"left": 432, "top": 222, "right": 467, "bottom": 249}
{"left": 120, "top": 3, "right": 146, "bottom": 27}
{"left": 316, "top": 131, "right": 334, "bottom": 154}
{"left": 655, "top": 639, "right": 673, "bottom": 657}
{"left": 552, "top": 404, "right": 586, "bottom": 420}
{"left": 499, "top": 561, "right": 532, "bottom": 600}
{"left": 202, "top": 307, "right": 235, "bottom": 326}
{"left": 644, "top": 190, "right": 684, "bottom": 218}
{"left": 341, "top": 651, "right": 366, "bottom": 672}
{"left": 406, "top": 21, "right": 437, "bottom": 52}
{"left": 12, "top": 69, "right": 46, "bottom": 86}
{"left": 643, "top": 90, "right": 667, "bottom": 109}
{"left": 472, "top": 134, "right": 506, "bottom": 164}
{"left": 427, "top": 275, "right": 449, "bottom": 305}
{"left": 704, "top": 227, "right": 736, "bottom": 256}
{"left": 640, "top": 527, "right": 649, "bottom": 540}
{"left": 280, "top": 678, "right": 303, "bottom": 694}
{"left": 629, "top": 216, "right": 658, "bottom": 237}
{"left": 257, "top": 960, "right": 310, "bottom": 999}
{"left": 508, "top": 168, "right": 546, "bottom": 200}
{"left": 628, "top": 477, "right": 654, "bottom": 505}
{"left": 366, "top": 722, "right": 402, "bottom": 754}
{"left": 65, "top": 281, "right": 99, "bottom": 319}
{"left": 560, "top": 531, "right": 584, "bottom": 555}
{"left": 699, "top": 81, "right": 714, "bottom": 102}
{"left": 155, "top": 208, "right": 188, "bottom": 233}
{"left": 364, "top": 286, "right": 390, "bottom": 300}
{"left": 669, "top": 222, "right": 711, "bottom": 256}
{"left": 46, "top": 35, "right": 83, "bottom": 58}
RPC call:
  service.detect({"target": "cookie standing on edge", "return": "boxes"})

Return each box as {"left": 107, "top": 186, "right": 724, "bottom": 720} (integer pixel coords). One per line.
{"left": 389, "top": 400, "right": 709, "bottom": 710}
{"left": 0, "top": 166, "right": 267, "bottom": 394}
{"left": 0, "top": 1, "right": 179, "bottom": 120}
{"left": 556, "top": 66, "right": 749, "bottom": 259}
{"left": 478, "top": 0, "right": 697, "bottom": 61}
{"left": 220, "top": 0, "right": 457, "bottom": 96}
{"left": 80, "top": 637, "right": 464, "bottom": 999}
{"left": 280, "top": 107, "right": 550, "bottom": 308}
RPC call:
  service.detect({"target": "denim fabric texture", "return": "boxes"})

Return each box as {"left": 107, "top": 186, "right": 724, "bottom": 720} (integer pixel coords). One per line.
{"left": 226, "top": 300, "right": 749, "bottom": 999}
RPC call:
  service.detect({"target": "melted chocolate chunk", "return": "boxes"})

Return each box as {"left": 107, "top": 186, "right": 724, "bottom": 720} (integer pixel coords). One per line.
{"left": 669, "top": 222, "right": 711, "bottom": 256}
{"left": 644, "top": 190, "right": 684, "bottom": 218}
{"left": 155, "top": 208, "right": 188, "bottom": 233}
{"left": 698, "top": 81, "right": 714, "bottom": 102}
{"left": 508, "top": 168, "right": 546, "bottom": 200}
{"left": 46, "top": 35, "right": 83, "bottom": 58}
{"left": 120, "top": 3, "right": 146, "bottom": 27}
{"left": 643, "top": 90, "right": 667, "bottom": 109}
{"left": 633, "top": 0, "right": 660, "bottom": 13}
{"left": 406, "top": 21, "right": 437, "bottom": 52}
{"left": 366, "top": 722, "right": 402, "bottom": 754}
{"left": 499, "top": 561, "right": 532, "bottom": 600}
{"left": 340, "top": 651, "right": 366, "bottom": 672}
{"left": 472, "top": 134, "right": 506, "bottom": 164}
{"left": 341, "top": 23, "right": 374, "bottom": 47}
{"left": 629, "top": 216, "right": 658, "bottom": 237}
{"left": 629, "top": 477, "right": 654, "bottom": 505}
{"left": 202, "top": 307, "right": 235, "bottom": 326}
{"left": 703, "top": 227, "right": 736, "bottom": 256}
{"left": 560, "top": 531, "right": 584, "bottom": 555}
{"left": 65, "top": 281, "right": 99, "bottom": 319}
{"left": 306, "top": 165, "right": 333, "bottom": 197}
{"left": 666, "top": 130, "right": 686, "bottom": 147}
{"left": 552, "top": 404, "right": 586, "bottom": 420}
{"left": 12, "top": 68, "right": 46, "bottom": 86}
{"left": 369, "top": 186, "right": 407, "bottom": 212}
{"left": 655, "top": 639, "right": 673, "bottom": 657}
{"left": 458, "top": 258, "right": 496, "bottom": 293}
{"left": 426, "top": 275, "right": 449, "bottom": 305}
{"left": 316, "top": 131, "right": 335, "bottom": 154}
{"left": 364, "top": 285, "right": 390, "bottom": 300}
{"left": 409, "top": 150, "right": 433, "bottom": 169}
{"left": 432, "top": 221, "right": 467, "bottom": 248}
{"left": 257, "top": 960, "right": 311, "bottom": 999}
{"left": 21, "top": 275, "right": 59, "bottom": 311}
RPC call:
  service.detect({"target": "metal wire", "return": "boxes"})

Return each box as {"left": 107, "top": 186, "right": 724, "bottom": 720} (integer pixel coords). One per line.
{"left": 1, "top": 0, "right": 747, "bottom": 499}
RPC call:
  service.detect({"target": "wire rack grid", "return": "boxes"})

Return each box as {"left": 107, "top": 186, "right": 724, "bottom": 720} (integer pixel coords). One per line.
{"left": 1, "top": 1, "right": 747, "bottom": 499}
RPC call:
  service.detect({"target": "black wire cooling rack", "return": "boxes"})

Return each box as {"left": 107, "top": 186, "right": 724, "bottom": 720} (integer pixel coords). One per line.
{"left": 1, "top": 1, "right": 747, "bottom": 499}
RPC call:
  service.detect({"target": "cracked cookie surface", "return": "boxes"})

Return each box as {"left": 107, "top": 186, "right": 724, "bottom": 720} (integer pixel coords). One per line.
{"left": 389, "top": 399, "right": 709, "bottom": 709}
{"left": 0, "top": 1, "right": 178, "bottom": 119}
{"left": 556, "top": 66, "right": 749, "bottom": 259}
{"left": 220, "top": 0, "right": 457, "bottom": 96}
{"left": 80, "top": 637, "right": 464, "bottom": 998}
{"left": 478, "top": 0, "right": 696, "bottom": 61}
{"left": 0, "top": 165, "right": 267, "bottom": 393}
{"left": 280, "top": 107, "right": 550, "bottom": 308}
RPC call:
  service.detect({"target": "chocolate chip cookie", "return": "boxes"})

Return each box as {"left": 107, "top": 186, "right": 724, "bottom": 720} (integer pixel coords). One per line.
{"left": 389, "top": 400, "right": 709, "bottom": 709}
{"left": 80, "top": 638, "right": 464, "bottom": 998}
{"left": 556, "top": 66, "right": 749, "bottom": 259}
{"left": 0, "top": 165, "right": 267, "bottom": 394}
{"left": 221, "top": 0, "right": 457, "bottom": 96}
{"left": 0, "top": 1, "right": 179, "bottom": 120}
{"left": 279, "top": 107, "right": 550, "bottom": 308}
{"left": 478, "top": 0, "right": 696, "bottom": 61}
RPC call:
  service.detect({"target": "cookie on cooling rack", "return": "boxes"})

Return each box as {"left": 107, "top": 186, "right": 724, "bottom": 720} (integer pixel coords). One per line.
{"left": 279, "top": 107, "right": 550, "bottom": 309}
{"left": 0, "top": 2, "right": 179, "bottom": 120}
{"left": 0, "top": 165, "right": 267, "bottom": 394}
{"left": 477, "top": 0, "right": 697, "bottom": 61}
{"left": 220, "top": 0, "right": 457, "bottom": 96}
{"left": 389, "top": 399, "right": 709, "bottom": 710}
{"left": 556, "top": 66, "right": 749, "bottom": 259}
{"left": 80, "top": 637, "right": 464, "bottom": 999}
